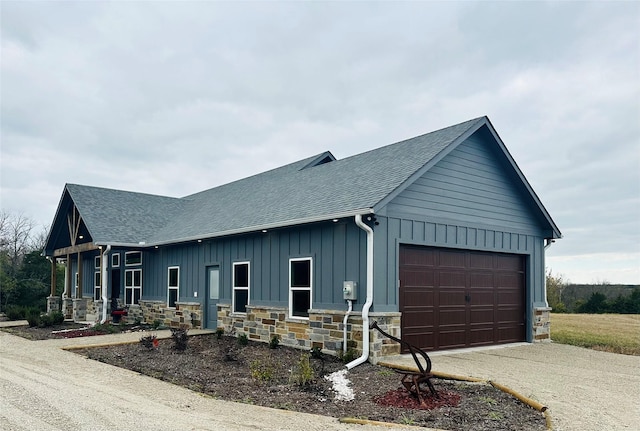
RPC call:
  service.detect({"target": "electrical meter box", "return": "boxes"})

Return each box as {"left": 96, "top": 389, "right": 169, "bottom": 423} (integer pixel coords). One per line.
{"left": 343, "top": 281, "right": 357, "bottom": 300}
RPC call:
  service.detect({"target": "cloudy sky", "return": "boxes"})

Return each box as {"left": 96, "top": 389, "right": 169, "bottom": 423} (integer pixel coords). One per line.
{"left": 1, "top": 1, "right": 638, "bottom": 284}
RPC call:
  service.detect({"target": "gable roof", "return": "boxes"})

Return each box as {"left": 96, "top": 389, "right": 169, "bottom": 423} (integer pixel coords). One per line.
{"left": 44, "top": 116, "right": 561, "bottom": 254}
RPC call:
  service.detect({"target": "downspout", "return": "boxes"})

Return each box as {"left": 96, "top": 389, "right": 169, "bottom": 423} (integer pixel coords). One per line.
{"left": 343, "top": 299, "right": 353, "bottom": 354}
{"left": 346, "top": 214, "right": 374, "bottom": 370}
{"left": 543, "top": 239, "right": 555, "bottom": 307}
{"left": 62, "top": 260, "right": 68, "bottom": 300}
{"left": 100, "top": 245, "right": 111, "bottom": 324}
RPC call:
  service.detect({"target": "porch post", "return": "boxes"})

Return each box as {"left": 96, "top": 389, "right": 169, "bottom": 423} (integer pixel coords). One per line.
{"left": 65, "top": 254, "right": 71, "bottom": 298}
{"left": 76, "top": 251, "right": 83, "bottom": 298}
{"left": 50, "top": 258, "right": 57, "bottom": 297}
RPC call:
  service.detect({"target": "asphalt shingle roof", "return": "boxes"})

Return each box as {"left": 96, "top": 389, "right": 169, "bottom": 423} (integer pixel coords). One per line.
{"left": 64, "top": 117, "right": 486, "bottom": 246}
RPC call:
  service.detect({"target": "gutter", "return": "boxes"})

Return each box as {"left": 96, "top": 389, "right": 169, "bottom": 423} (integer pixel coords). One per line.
{"left": 346, "top": 214, "right": 374, "bottom": 370}
{"left": 100, "top": 245, "right": 111, "bottom": 324}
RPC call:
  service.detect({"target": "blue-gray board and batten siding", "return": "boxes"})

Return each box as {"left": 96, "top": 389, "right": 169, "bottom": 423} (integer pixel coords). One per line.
{"left": 139, "top": 220, "right": 368, "bottom": 320}
{"left": 372, "top": 128, "right": 549, "bottom": 342}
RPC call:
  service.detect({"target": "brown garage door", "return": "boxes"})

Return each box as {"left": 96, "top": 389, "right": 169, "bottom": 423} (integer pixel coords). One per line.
{"left": 399, "top": 245, "right": 525, "bottom": 352}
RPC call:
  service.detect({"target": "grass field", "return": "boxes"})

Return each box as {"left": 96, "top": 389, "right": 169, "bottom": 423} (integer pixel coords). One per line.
{"left": 551, "top": 313, "right": 640, "bottom": 356}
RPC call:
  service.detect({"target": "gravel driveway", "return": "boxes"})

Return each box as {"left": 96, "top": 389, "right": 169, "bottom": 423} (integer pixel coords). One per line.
{"left": 0, "top": 331, "right": 420, "bottom": 431}
{"left": 381, "top": 342, "right": 640, "bottom": 430}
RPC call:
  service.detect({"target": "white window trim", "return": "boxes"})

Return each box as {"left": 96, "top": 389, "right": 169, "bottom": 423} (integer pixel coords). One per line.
{"left": 232, "top": 261, "right": 250, "bottom": 314}
{"left": 74, "top": 272, "right": 79, "bottom": 298}
{"left": 111, "top": 253, "right": 120, "bottom": 267}
{"left": 167, "top": 266, "right": 180, "bottom": 308}
{"left": 125, "top": 251, "right": 142, "bottom": 266}
{"left": 288, "top": 257, "right": 313, "bottom": 320}
{"left": 124, "top": 268, "right": 142, "bottom": 305}
{"left": 94, "top": 256, "right": 101, "bottom": 269}
{"left": 94, "top": 271, "right": 101, "bottom": 301}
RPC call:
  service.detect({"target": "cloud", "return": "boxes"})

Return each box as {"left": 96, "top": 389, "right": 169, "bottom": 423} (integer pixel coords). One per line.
{"left": 1, "top": 1, "right": 638, "bottom": 283}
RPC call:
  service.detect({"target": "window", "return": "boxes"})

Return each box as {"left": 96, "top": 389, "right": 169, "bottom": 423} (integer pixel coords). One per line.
{"left": 94, "top": 271, "right": 101, "bottom": 301}
{"left": 289, "top": 258, "right": 312, "bottom": 318}
{"left": 95, "top": 256, "right": 101, "bottom": 269}
{"left": 232, "top": 262, "right": 250, "bottom": 313}
{"left": 125, "top": 269, "right": 142, "bottom": 305}
{"left": 112, "top": 253, "right": 120, "bottom": 267}
{"left": 74, "top": 272, "right": 79, "bottom": 298}
{"left": 125, "top": 251, "right": 142, "bottom": 266}
{"left": 168, "top": 266, "right": 179, "bottom": 308}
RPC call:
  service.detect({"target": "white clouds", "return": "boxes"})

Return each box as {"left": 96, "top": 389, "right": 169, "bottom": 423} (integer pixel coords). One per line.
{"left": 1, "top": 1, "right": 638, "bottom": 283}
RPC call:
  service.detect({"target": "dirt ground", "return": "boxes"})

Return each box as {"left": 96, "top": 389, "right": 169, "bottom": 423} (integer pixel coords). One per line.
{"left": 52, "top": 329, "right": 545, "bottom": 431}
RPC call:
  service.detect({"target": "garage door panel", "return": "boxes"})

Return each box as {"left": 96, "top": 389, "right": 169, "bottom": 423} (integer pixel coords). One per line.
{"left": 497, "top": 290, "right": 522, "bottom": 305}
{"left": 438, "top": 250, "right": 466, "bottom": 268}
{"left": 439, "top": 271, "right": 466, "bottom": 287}
{"left": 402, "top": 310, "right": 435, "bottom": 328}
{"left": 496, "top": 255, "right": 522, "bottom": 270}
{"left": 400, "top": 245, "right": 525, "bottom": 352}
{"left": 498, "top": 325, "right": 524, "bottom": 342}
{"left": 496, "top": 273, "right": 521, "bottom": 288}
{"left": 403, "top": 269, "right": 435, "bottom": 287}
{"left": 469, "top": 272, "right": 494, "bottom": 288}
{"left": 404, "top": 332, "right": 435, "bottom": 349}
{"left": 469, "top": 253, "right": 494, "bottom": 269}
{"left": 496, "top": 307, "right": 523, "bottom": 323}
{"left": 438, "top": 290, "right": 465, "bottom": 306}
{"left": 469, "top": 291, "right": 494, "bottom": 305}
{"left": 402, "top": 289, "right": 435, "bottom": 305}
{"left": 469, "top": 328, "right": 496, "bottom": 345}
{"left": 470, "top": 308, "right": 495, "bottom": 324}
{"left": 438, "top": 330, "right": 466, "bottom": 348}
{"left": 439, "top": 309, "right": 465, "bottom": 325}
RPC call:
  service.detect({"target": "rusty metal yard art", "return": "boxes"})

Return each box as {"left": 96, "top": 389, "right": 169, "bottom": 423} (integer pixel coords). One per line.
{"left": 370, "top": 321, "right": 438, "bottom": 405}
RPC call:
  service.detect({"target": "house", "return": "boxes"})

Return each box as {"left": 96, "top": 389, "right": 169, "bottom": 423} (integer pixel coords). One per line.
{"left": 44, "top": 116, "right": 561, "bottom": 363}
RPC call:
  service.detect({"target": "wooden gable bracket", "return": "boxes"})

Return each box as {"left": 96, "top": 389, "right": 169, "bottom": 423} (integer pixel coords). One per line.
{"left": 67, "top": 204, "right": 83, "bottom": 246}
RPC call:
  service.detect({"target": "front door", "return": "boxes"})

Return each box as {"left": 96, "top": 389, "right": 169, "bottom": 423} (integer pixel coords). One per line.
{"left": 111, "top": 268, "right": 121, "bottom": 308}
{"left": 205, "top": 266, "right": 220, "bottom": 329}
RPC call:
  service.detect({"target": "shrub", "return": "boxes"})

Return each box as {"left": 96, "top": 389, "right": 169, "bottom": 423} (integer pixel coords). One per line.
{"left": 152, "top": 319, "right": 162, "bottom": 330}
{"left": 339, "top": 340, "right": 358, "bottom": 363}
{"left": 250, "top": 359, "right": 275, "bottom": 383}
{"left": 170, "top": 327, "right": 189, "bottom": 351}
{"left": 26, "top": 309, "right": 41, "bottom": 327}
{"left": 289, "top": 354, "right": 314, "bottom": 386}
{"left": 269, "top": 334, "right": 280, "bottom": 349}
{"left": 237, "top": 333, "right": 249, "bottom": 346}
{"left": 38, "top": 313, "right": 54, "bottom": 327}
{"left": 139, "top": 333, "right": 159, "bottom": 350}
{"left": 310, "top": 346, "right": 323, "bottom": 359}
{"left": 50, "top": 311, "right": 65, "bottom": 325}
{"left": 5, "top": 305, "right": 27, "bottom": 321}
{"left": 215, "top": 327, "right": 224, "bottom": 339}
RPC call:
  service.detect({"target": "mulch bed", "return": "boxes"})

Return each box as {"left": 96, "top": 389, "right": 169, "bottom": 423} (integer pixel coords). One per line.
{"left": 2, "top": 324, "right": 546, "bottom": 430}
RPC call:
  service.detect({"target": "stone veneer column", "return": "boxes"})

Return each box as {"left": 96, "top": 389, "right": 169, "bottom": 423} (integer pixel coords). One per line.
{"left": 72, "top": 298, "right": 89, "bottom": 322}
{"left": 533, "top": 307, "right": 552, "bottom": 342}
{"left": 47, "top": 296, "right": 61, "bottom": 313}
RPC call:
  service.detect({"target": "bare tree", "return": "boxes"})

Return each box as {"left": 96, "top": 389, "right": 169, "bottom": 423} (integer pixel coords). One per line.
{"left": 0, "top": 212, "right": 36, "bottom": 277}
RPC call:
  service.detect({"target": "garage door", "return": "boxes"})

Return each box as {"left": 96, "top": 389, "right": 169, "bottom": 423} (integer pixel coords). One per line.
{"left": 399, "top": 245, "right": 525, "bottom": 352}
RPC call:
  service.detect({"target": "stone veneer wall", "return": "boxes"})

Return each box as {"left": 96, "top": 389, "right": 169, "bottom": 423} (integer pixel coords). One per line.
{"left": 533, "top": 306, "right": 551, "bottom": 342}
{"left": 124, "top": 300, "right": 202, "bottom": 328}
{"left": 218, "top": 303, "right": 402, "bottom": 363}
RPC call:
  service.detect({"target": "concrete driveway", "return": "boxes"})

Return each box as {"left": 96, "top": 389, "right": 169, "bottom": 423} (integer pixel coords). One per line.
{"left": 0, "top": 330, "right": 416, "bottom": 431}
{"left": 380, "top": 343, "right": 640, "bottom": 431}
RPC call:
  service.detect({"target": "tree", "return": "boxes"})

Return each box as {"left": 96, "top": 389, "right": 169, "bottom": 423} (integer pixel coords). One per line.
{"left": 0, "top": 211, "right": 54, "bottom": 311}
{"left": 546, "top": 270, "right": 568, "bottom": 312}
